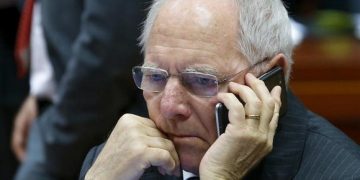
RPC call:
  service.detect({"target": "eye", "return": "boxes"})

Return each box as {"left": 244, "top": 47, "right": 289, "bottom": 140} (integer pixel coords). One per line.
{"left": 148, "top": 73, "right": 165, "bottom": 82}
{"left": 184, "top": 73, "right": 217, "bottom": 88}
{"left": 194, "top": 77, "right": 215, "bottom": 86}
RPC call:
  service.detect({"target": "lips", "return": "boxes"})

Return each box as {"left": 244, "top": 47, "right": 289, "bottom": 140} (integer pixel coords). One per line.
{"left": 167, "top": 133, "right": 204, "bottom": 143}
{"left": 166, "top": 132, "right": 197, "bottom": 138}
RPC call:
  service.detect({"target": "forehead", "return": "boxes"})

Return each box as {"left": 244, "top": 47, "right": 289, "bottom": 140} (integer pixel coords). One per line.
{"left": 152, "top": 0, "right": 237, "bottom": 43}
{"left": 145, "top": 0, "right": 248, "bottom": 73}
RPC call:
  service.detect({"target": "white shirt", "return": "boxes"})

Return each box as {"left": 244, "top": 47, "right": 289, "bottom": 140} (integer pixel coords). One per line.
{"left": 183, "top": 170, "right": 197, "bottom": 180}
{"left": 30, "top": 2, "right": 57, "bottom": 101}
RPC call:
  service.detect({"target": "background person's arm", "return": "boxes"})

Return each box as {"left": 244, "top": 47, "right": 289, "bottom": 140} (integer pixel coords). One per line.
{"left": 20, "top": 0, "right": 146, "bottom": 178}
{"left": 11, "top": 95, "right": 38, "bottom": 162}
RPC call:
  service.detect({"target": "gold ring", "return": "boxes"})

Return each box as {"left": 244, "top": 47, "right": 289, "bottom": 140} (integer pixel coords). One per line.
{"left": 245, "top": 115, "right": 261, "bottom": 120}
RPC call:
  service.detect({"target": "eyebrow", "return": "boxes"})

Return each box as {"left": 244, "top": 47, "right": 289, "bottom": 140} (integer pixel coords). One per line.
{"left": 142, "top": 63, "right": 158, "bottom": 68}
{"left": 184, "top": 65, "right": 220, "bottom": 76}
{"left": 142, "top": 62, "right": 223, "bottom": 77}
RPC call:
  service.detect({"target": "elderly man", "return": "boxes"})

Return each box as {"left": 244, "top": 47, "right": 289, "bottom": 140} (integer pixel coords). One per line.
{"left": 80, "top": 0, "right": 360, "bottom": 179}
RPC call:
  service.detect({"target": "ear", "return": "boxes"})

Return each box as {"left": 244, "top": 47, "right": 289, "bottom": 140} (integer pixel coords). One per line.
{"left": 266, "top": 53, "right": 289, "bottom": 75}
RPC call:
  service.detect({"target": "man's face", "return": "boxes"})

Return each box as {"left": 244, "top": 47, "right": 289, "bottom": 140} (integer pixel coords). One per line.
{"left": 143, "top": 0, "right": 248, "bottom": 173}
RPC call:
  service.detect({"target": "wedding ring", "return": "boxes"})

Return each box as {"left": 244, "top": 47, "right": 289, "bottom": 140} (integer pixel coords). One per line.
{"left": 245, "top": 114, "right": 261, "bottom": 120}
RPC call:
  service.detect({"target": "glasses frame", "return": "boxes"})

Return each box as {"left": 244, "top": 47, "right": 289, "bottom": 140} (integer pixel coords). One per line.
{"left": 132, "top": 58, "right": 269, "bottom": 97}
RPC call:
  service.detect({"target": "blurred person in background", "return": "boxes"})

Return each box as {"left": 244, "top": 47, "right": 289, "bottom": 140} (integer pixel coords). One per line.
{"left": 0, "top": 0, "right": 28, "bottom": 179}
{"left": 11, "top": 0, "right": 147, "bottom": 179}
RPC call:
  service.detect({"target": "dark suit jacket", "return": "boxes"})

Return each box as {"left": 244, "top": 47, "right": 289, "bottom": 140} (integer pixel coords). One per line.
{"left": 18, "top": 0, "right": 147, "bottom": 179}
{"left": 79, "top": 91, "right": 360, "bottom": 179}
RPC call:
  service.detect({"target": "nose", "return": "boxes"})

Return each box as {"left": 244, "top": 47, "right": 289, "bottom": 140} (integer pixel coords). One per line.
{"left": 160, "top": 77, "right": 192, "bottom": 121}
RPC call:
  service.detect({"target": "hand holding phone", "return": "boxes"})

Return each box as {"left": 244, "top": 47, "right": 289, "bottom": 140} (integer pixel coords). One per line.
{"left": 215, "top": 66, "right": 287, "bottom": 136}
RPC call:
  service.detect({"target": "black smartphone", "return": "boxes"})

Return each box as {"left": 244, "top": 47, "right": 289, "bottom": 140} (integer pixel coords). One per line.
{"left": 215, "top": 66, "right": 287, "bottom": 136}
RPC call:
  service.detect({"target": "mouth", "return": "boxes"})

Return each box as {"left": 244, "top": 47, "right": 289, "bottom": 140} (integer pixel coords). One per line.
{"left": 167, "top": 133, "right": 205, "bottom": 144}
{"left": 166, "top": 132, "right": 198, "bottom": 138}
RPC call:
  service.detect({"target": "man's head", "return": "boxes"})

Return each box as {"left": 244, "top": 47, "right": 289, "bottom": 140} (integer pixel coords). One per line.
{"left": 138, "top": 0, "right": 293, "bottom": 173}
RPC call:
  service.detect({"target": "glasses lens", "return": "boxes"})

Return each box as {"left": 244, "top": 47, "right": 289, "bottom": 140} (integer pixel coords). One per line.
{"left": 132, "top": 66, "right": 168, "bottom": 92}
{"left": 182, "top": 72, "right": 218, "bottom": 97}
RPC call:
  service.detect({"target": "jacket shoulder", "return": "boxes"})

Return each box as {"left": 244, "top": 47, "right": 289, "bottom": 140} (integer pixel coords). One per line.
{"left": 296, "top": 111, "right": 360, "bottom": 179}
{"left": 79, "top": 143, "right": 104, "bottom": 180}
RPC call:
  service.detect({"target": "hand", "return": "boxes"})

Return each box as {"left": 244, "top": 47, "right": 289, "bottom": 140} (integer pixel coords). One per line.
{"left": 85, "top": 114, "right": 181, "bottom": 180}
{"left": 199, "top": 73, "right": 282, "bottom": 179}
{"left": 11, "top": 95, "right": 39, "bottom": 162}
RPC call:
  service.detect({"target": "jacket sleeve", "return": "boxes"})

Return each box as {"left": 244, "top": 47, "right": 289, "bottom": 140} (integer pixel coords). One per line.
{"left": 79, "top": 143, "right": 105, "bottom": 180}
{"left": 27, "top": 0, "right": 147, "bottom": 178}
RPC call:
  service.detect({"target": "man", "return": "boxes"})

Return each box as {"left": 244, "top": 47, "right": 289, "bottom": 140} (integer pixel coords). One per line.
{"left": 80, "top": 0, "right": 360, "bottom": 179}
{"left": 12, "top": 0, "right": 147, "bottom": 179}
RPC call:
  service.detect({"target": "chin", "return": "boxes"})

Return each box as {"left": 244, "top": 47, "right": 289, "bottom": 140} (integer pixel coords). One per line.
{"left": 175, "top": 141, "right": 208, "bottom": 175}
{"left": 180, "top": 152, "right": 202, "bottom": 175}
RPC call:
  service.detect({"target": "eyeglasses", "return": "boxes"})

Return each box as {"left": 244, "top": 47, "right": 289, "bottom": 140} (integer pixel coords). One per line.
{"left": 132, "top": 59, "right": 268, "bottom": 97}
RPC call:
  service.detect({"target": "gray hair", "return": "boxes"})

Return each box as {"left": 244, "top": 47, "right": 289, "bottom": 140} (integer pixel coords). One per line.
{"left": 139, "top": 0, "right": 294, "bottom": 81}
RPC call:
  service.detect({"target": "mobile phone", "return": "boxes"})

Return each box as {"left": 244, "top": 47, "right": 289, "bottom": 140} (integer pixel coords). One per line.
{"left": 215, "top": 66, "right": 287, "bottom": 136}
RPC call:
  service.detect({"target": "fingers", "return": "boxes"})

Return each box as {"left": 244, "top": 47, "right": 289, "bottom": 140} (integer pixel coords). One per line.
{"left": 268, "top": 86, "right": 281, "bottom": 143}
{"left": 118, "top": 114, "right": 167, "bottom": 139}
{"left": 217, "top": 93, "right": 245, "bottom": 126}
{"left": 12, "top": 114, "right": 25, "bottom": 161}
{"left": 245, "top": 74, "right": 276, "bottom": 132}
{"left": 203, "top": 73, "right": 282, "bottom": 179}
{"left": 145, "top": 136, "right": 180, "bottom": 169}
{"left": 227, "top": 82, "right": 262, "bottom": 128}
{"left": 11, "top": 96, "right": 38, "bottom": 161}
{"left": 219, "top": 73, "right": 281, "bottom": 134}
{"left": 102, "top": 114, "right": 181, "bottom": 178}
{"left": 11, "top": 127, "right": 26, "bottom": 161}
{"left": 12, "top": 121, "right": 29, "bottom": 162}
{"left": 146, "top": 147, "right": 180, "bottom": 176}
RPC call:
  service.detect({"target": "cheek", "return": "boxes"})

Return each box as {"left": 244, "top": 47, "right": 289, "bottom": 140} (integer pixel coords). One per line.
{"left": 195, "top": 97, "right": 219, "bottom": 143}
{"left": 143, "top": 91, "right": 160, "bottom": 119}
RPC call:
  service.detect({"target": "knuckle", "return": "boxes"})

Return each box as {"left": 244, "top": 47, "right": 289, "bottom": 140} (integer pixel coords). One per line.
{"left": 159, "top": 138, "right": 171, "bottom": 148}
{"left": 158, "top": 150, "right": 171, "bottom": 161}
{"left": 275, "top": 96, "right": 282, "bottom": 106}
{"left": 264, "top": 97, "right": 275, "bottom": 110}
{"left": 232, "top": 110, "right": 242, "bottom": 119}
{"left": 119, "top": 114, "right": 138, "bottom": 128}
{"left": 265, "top": 141, "right": 273, "bottom": 152}
{"left": 243, "top": 131, "right": 264, "bottom": 142}
{"left": 120, "top": 113, "right": 133, "bottom": 122}
{"left": 127, "top": 128, "right": 141, "bottom": 140}
{"left": 253, "top": 99, "right": 262, "bottom": 109}
{"left": 273, "top": 121, "right": 278, "bottom": 129}
{"left": 258, "top": 133, "right": 267, "bottom": 143}
{"left": 250, "top": 132, "right": 267, "bottom": 145}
